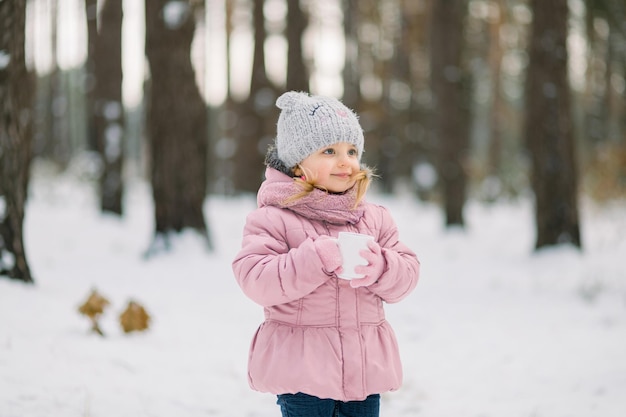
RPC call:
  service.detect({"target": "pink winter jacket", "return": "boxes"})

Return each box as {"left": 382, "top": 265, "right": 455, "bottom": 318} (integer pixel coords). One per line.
{"left": 232, "top": 168, "right": 420, "bottom": 401}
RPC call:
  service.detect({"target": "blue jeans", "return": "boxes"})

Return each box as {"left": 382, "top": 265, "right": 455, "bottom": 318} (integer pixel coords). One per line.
{"left": 276, "top": 392, "right": 380, "bottom": 417}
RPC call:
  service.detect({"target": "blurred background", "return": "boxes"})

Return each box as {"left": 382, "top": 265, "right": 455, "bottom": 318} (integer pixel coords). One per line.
{"left": 1, "top": 0, "right": 625, "bottom": 283}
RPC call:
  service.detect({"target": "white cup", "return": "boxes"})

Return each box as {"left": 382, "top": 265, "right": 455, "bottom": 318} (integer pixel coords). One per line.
{"left": 335, "top": 232, "right": 374, "bottom": 280}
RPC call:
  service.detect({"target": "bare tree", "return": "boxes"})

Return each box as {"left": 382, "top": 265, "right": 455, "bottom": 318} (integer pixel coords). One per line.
{"left": 0, "top": 0, "right": 35, "bottom": 283}
{"left": 341, "top": 0, "right": 361, "bottom": 108}
{"left": 145, "top": 0, "right": 211, "bottom": 252}
{"left": 405, "top": 0, "right": 435, "bottom": 200}
{"left": 386, "top": 0, "right": 430, "bottom": 194}
{"left": 93, "top": 0, "right": 125, "bottom": 215}
{"left": 581, "top": 0, "right": 626, "bottom": 200}
{"left": 348, "top": 0, "right": 395, "bottom": 190}
{"left": 42, "top": 0, "right": 70, "bottom": 167}
{"left": 430, "top": 0, "right": 470, "bottom": 227}
{"left": 525, "top": 0, "right": 581, "bottom": 249}
{"left": 84, "top": 0, "right": 98, "bottom": 151}
{"left": 285, "top": 0, "right": 309, "bottom": 91}
{"left": 232, "top": 0, "right": 278, "bottom": 193}
{"left": 583, "top": 0, "right": 626, "bottom": 147}
{"left": 486, "top": 0, "right": 505, "bottom": 195}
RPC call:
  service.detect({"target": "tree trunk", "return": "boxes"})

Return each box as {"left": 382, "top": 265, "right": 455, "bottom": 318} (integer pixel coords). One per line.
{"left": 341, "top": 0, "right": 361, "bottom": 109}
{"left": 224, "top": 0, "right": 234, "bottom": 99}
{"left": 84, "top": 0, "right": 98, "bottom": 152}
{"left": 486, "top": 0, "right": 504, "bottom": 198}
{"left": 405, "top": 0, "right": 435, "bottom": 201}
{"left": 525, "top": 0, "right": 581, "bottom": 249}
{"left": 233, "top": 0, "right": 277, "bottom": 193}
{"left": 48, "top": 0, "right": 70, "bottom": 167}
{"left": 430, "top": 0, "right": 470, "bottom": 227}
{"left": 94, "top": 0, "right": 125, "bottom": 215}
{"left": 285, "top": 0, "right": 309, "bottom": 92}
{"left": 0, "top": 0, "right": 35, "bottom": 283}
{"left": 145, "top": 0, "right": 211, "bottom": 252}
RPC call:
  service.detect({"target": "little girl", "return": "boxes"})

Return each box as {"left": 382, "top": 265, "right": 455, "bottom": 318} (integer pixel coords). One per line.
{"left": 232, "top": 91, "right": 420, "bottom": 417}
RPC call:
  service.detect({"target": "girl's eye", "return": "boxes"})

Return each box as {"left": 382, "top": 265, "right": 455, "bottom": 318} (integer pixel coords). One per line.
{"left": 348, "top": 149, "right": 358, "bottom": 156}
{"left": 322, "top": 148, "right": 335, "bottom": 155}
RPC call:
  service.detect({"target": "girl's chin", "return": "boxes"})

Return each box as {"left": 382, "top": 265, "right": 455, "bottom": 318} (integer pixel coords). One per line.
{"left": 325, "top": 183, "right": 356, "bottom": 194}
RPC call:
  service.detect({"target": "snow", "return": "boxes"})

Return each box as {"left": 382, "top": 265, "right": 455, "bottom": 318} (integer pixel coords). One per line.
{"left": 0, "top": 51, "right": 10, "bottom": 70}
{"left": 1, "top": 176, "right": 625, "bottom": 417}
{"left": 162, "top": 1, "right": 190, "bottom": 30}
{"left": 105, "top": 123, "right": 123, "bottom": 160}
{"left": 103, "top": 101, "right": 122, "bottom": 121}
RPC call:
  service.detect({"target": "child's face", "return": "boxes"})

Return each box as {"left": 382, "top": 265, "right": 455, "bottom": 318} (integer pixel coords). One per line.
{"left": 296, "top": 142, "right": 361, "bottom": 193}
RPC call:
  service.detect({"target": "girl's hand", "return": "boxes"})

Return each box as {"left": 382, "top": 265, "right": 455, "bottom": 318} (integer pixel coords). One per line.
{"left": 314, "top": 236, "right": 342, "bottom": 274}
{"left": 350, "top": 241, "right": 385, "bottom": 288}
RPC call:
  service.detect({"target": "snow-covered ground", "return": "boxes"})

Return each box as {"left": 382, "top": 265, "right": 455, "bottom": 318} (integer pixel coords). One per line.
{"left": 1, "top": 176, "right": 625, "bottom": 417}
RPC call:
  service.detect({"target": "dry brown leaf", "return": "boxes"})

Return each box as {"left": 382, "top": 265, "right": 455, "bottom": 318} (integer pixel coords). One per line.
{"left": 119, "top": 300, "right": 151, "bottom": 333}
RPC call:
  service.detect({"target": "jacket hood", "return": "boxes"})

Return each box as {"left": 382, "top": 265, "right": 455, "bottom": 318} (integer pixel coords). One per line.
{"left": 264, "top": 145, "right": 293, "bottom": 176}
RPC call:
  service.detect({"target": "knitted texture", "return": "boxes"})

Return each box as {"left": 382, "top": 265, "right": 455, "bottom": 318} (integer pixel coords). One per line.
{"left": 257, "top": 167, "right": 365, "bottom": 225}
{"left": 314, "top": 236, "right": 343, "bottom": 274}
{"left": 275, "top": 91, "right": 364, "bottom": 168}
{"left": 351, "top": 240, "right": 386, "bottom": 288}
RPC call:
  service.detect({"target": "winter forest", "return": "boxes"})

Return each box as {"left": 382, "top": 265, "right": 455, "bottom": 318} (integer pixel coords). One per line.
{"left": 1, "top": 0, "right": 626, "bottom": 281}
{"left": 1, "top": 1, "right": 626, "bottom": 416}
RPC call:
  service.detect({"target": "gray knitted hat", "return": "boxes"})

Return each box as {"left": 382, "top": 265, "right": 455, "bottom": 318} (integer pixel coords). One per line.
{"left": 274, "top": 91, "right": 364, "bottom": 168}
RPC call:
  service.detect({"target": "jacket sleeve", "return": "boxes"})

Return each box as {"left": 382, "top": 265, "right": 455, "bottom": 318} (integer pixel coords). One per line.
{"left": 368, "top": 206, "right": 420, "bottom": 303}
{"left": 232, "top": 207, "right": 332, "bottom": 307}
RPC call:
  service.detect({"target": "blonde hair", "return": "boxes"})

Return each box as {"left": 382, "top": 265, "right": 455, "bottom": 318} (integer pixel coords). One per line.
{"left": 284, "top": 166, "right": 374, "bottom": 209}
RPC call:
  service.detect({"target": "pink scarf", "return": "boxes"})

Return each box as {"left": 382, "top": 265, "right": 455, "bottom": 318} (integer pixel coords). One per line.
{"left": 257, "top": 168, "right": 365, "bottom": 225}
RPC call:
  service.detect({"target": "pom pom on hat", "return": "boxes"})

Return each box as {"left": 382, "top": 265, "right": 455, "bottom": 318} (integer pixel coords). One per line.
{"left": 274, "top": 91, "right": 364, "bottom": 169}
